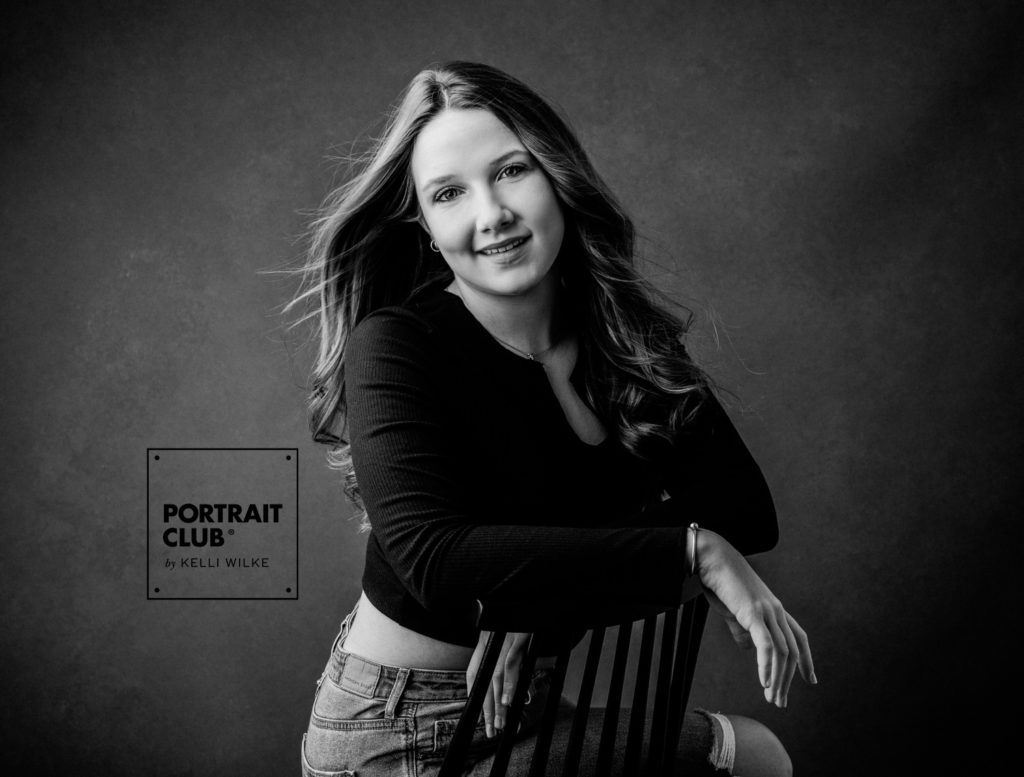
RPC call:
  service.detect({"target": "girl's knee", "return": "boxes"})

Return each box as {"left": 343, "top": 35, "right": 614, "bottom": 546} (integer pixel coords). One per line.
{"left": 726, "top": 715, "right": 792, "bottom": 777}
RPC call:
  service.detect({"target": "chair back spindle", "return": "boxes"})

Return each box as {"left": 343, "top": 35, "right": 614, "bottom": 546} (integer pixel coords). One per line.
{"left": 438, "top": 595, "right": 709, "bottom": 777}
{"left": 527, "top": 651, "right": 570, "bottom": 777}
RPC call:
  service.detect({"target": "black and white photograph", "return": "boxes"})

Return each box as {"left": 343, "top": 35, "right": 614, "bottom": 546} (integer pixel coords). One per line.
{"left": 3, "top": 1, "right": 1021, "bottom": 774}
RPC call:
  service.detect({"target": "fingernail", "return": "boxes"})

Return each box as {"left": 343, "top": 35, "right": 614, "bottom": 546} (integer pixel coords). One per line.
{"left": 501, "top": 694, "right": 509, "bottom": 706}
{"left": 486, "top": 724, "right": 494, "bottom": 738}
{"left": 811, "top": 671, "right": 818, "bottom": 685}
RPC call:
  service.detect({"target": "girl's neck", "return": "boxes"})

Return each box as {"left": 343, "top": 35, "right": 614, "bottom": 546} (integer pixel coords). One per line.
{"left": 446, "top": 274, "right": 564, "bottom": 356}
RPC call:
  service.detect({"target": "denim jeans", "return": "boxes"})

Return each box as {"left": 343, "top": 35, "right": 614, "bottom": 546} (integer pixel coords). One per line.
{"left": 301, "top": 601, "right": 729, "bottom": 776}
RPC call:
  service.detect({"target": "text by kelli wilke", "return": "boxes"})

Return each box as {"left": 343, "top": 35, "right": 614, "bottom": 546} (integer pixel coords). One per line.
{"left": 165, "top": 556, "right": 269, "bottom": 569}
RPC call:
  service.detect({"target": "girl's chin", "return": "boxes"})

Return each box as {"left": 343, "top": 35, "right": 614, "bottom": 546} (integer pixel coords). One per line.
{"left": 456, "top": 262, "right": 558, "bottom": 297}
{"left": 484, "top": 280, "right": 556, "bottom": 299}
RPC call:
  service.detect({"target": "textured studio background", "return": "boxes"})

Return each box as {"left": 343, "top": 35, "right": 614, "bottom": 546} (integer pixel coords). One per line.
{"left": 2, "top": 1, "right": 1021, "bottom": 774}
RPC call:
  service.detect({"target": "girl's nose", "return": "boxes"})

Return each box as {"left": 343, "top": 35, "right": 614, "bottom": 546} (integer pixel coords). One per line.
{"left": 476, "top": 191, "right": 514, "bottom": 233}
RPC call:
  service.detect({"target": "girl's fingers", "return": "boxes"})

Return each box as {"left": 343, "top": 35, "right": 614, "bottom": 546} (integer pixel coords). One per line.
{"left": 482, "top": 683, "right": 495, "bottom": 738}
{"left": 496, "top": 632, "right": 529, "bottom": 732}
{"left": 787, "top": 613, "right": 817, "bottom": 685}
{"left": 490, "top": 639, "right": 508, "bottom": 735}
{"left": 471, "top": 631, "right": 539, "bottom": 738}
{"left": 502, "top": 664, "right": 520, "bottom": 712}
{"left": 779, "top": 617, "right": 800, "bottom": 707}
{"left": 503, "top": 634, "right": 526, "bottom": 706}
{"left": 748, "top": 620, "right": 773, "bottom": 693}
{"left": 484, "top": 633, "right": 508, "bottom": 738}
{"left": 493, "top": 632, "right": 523, "bottom": 734}
{"left": 765, "top": 613, "right": 789, "bottom": 707}
{"left": 491, "top": 673, "right": 504, "bottom": 733}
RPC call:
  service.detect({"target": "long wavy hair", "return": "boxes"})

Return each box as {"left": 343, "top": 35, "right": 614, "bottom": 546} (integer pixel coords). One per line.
{"left": 286, "top": 61, "right": 712, "bottom": 531}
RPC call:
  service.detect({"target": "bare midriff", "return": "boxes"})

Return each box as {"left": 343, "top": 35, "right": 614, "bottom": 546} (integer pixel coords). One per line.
{"left": 342, "top": 591, "right": 475, "bottom": 669}
{"left": 342, "top": 591, "right": 558, "bottom": 671}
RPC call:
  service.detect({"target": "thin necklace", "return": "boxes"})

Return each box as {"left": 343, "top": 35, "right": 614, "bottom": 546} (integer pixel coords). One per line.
{"left": 447, "top": 284, "right": 559, "bottom": 362}
{"left": 488, "top": 332, "right": 558, "bottom": 362}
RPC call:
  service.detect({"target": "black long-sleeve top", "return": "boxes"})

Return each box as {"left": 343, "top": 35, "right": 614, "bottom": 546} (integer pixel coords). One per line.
{"left": 345, "top": 283, "right": 778, "bottom": 648}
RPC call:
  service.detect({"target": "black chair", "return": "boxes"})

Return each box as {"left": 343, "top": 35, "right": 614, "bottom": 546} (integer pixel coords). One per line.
{"left": 438, "top": 586, "right": 710, "bottom": 777}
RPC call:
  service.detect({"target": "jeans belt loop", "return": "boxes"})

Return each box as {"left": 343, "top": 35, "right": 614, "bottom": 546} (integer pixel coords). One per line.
{"left": 384, "top": 667, "right": 410, "bottom": 720}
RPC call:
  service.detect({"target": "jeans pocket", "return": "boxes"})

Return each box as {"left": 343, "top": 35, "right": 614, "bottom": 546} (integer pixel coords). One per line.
{"left": 414, "top": 698, "right": 492, "bottom": 768}
{"left": 305, "top": 678, "right": 412, "bottom": 776}
{"left": 301, "top": 733, "right": 357, "bottom": 777}
{"left": 416, "top": 669, "right": 552, "bottom": 769}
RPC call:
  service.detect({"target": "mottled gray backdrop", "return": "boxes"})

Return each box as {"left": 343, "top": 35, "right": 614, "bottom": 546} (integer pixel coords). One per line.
{"left": 3, "top": 1, "right": 1021, "bottom": 774}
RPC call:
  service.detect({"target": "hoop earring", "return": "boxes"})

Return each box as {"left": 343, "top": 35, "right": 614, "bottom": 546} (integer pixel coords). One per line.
{"left": 429, "top": 240, "right": 440, "bottom": 253}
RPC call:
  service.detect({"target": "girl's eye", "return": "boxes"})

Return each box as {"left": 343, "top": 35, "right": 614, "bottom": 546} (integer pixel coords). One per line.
{"left": 499, "top": 163, "right": 527, "bottom": 180}
{"left": 434, "top": 187, "right": 460, "bottom": 203}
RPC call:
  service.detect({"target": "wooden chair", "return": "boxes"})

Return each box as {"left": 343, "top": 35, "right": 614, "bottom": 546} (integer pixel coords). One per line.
{"left": 438, "top": 587, "right": 710, "bottom": 777}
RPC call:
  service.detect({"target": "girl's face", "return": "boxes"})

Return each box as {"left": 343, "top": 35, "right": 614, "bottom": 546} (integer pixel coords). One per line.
{"left": 411, "top": 109, "right": 565, "bottom": 300}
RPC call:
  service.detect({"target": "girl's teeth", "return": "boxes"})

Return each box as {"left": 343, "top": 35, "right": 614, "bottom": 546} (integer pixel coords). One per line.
{"left": 483, "top": 239, "right": 524, "bottom": 255}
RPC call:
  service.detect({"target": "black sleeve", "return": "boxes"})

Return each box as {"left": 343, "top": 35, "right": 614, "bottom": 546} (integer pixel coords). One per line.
{"left": 345, "top": 310, "right": 691, "bottom": 615}
{"left": 640, "top": 392, "right": 779, "bottom": 556}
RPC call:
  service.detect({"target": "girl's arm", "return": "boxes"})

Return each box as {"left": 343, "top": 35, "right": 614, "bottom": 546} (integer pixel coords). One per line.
{"left": 640, "top": 391, "right": 779, "bottom": 555}
{"left": 346, "top": 309, "right": 693, "bottom": 617}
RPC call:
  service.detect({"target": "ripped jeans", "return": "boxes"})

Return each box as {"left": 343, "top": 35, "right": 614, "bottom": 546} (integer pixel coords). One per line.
{"left": 301, "top": 601, "right": 734, "bottom": 776}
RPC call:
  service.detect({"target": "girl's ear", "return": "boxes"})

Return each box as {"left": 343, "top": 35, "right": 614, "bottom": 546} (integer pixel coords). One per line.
{"left": 416, "top": 213, "right": 430, "bottom": 236}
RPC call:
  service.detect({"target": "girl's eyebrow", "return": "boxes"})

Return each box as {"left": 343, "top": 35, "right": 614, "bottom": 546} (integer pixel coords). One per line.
{"left": 421, "top": 149, "right": 529, "bottom": 192}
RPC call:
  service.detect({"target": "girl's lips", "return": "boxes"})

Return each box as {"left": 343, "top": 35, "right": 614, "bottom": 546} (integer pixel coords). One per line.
{"left": 478, "top": 236, "right": 529, "bottom": 256}
{"left": 487, "top": 239, "right": 529, "bottom": 265}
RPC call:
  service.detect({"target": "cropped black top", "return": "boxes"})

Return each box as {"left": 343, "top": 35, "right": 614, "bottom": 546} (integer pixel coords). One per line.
{"left": 345, "top": 283, "right": 778, "bottom": 648}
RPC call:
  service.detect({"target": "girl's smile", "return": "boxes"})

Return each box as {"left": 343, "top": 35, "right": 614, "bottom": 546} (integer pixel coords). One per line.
{"left": 479, "top": 236, "right": 529, "bottom": 257}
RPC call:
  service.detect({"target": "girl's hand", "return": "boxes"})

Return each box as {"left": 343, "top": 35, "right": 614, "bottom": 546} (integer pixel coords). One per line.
{"left": 696, "top": 529, "right": 817, "bottom": 708}
{"left": 466, "top": 630, "right": 532, "bottom": 737}
{"left": 703, "top": 589, "right": 756, "bottom": 650}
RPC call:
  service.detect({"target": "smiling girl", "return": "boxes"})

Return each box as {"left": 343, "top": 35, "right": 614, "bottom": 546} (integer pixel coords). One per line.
{"left": 290, "top": 61, "right": 814, "bottom": 777}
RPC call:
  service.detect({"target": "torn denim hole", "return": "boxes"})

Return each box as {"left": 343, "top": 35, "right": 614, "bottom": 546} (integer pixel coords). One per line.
{"left": 695, "top": 708, "right": 736, "bottom": 774}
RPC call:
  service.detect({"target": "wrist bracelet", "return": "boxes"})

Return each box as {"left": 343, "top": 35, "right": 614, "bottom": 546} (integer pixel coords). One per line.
{"left": 686, "top": 523, "right": 700, "bottom": 578}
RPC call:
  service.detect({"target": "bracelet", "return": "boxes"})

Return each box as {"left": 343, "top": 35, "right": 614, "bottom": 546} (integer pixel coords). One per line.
{"left": 686, "top": 522, "right": 700, "bottom": 578}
